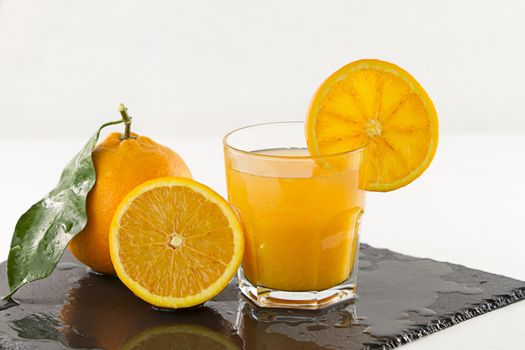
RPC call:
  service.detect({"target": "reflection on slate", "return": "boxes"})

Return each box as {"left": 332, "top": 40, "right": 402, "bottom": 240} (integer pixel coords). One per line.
{"left": 1, "top": 244, "right": 524, "bottom": 349}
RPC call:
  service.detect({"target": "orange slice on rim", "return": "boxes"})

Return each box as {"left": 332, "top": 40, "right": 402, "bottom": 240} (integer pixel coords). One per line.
{"left": 306, "top": 59, "right": 438, "bottom": 191}
{"left": 109, "top": 177, "right": 244, "bottom": 309}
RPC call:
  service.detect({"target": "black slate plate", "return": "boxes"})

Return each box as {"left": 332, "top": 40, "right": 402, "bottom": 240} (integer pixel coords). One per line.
{"left": 1, "top": 244, "right": 524, "bottom": 350}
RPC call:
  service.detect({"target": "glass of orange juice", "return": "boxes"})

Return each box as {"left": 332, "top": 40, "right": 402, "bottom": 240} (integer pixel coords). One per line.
{"left": 224, "top": 122, "right": 365, "bottom": 309}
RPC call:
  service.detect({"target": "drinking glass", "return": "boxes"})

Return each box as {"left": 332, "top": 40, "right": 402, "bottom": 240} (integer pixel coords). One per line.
{"left": 223, "top": 122, "right": 365, "bottom": 309}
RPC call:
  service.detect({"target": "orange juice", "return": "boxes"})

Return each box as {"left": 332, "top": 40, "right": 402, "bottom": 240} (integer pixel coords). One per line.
{"left": 225, "top": 148, "right": 365, "bottom": 291}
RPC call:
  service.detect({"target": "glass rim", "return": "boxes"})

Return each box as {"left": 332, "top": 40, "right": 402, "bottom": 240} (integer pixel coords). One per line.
{"left": 223, "top": 121, "right": 366, "bottom": 160}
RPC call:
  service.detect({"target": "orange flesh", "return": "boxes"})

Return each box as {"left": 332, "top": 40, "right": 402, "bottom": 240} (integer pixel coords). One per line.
{"left": 307, "top": 59, "right": 438, "bottom": 191}
{"left": 116, "top": 186, "right": 235, "bottom": 298}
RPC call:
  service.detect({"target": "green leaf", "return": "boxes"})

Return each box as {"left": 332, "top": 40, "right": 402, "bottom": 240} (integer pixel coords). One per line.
{"left": 4, "top": 120, "right": 123, "bottom": 299}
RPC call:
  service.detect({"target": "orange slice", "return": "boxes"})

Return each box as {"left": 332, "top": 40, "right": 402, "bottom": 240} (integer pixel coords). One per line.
{"left": 306, "top": 59, "right": 438, "bottom": 191}
{"left": 109, "top": 177, "right": 244, "bottom": 309}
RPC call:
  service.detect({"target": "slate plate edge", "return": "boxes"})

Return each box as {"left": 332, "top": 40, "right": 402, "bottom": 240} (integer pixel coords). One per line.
{"left": 363, "top": 286, "right": 525, "bottom": 350}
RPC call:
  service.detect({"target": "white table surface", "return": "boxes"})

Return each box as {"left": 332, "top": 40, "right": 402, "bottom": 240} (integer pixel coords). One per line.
{"left": 1, "top": 133, "right": 524, "bottom": 349}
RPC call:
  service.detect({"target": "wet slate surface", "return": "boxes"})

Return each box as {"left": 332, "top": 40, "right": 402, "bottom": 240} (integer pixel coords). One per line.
{"left": 1, "top": 244, "right": 524, "bottom": 350}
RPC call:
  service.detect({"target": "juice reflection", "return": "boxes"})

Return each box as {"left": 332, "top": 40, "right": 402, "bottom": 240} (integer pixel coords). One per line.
{"left": 236, "top": 299, "right": 360, "bottom": 350}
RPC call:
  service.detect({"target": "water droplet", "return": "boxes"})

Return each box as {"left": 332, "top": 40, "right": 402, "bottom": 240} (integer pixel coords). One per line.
{"left": 57, "top": 262, "right": 83, "bottom": 272}
{"left": 306, "top": 324, "right": 329, "bottom": 331}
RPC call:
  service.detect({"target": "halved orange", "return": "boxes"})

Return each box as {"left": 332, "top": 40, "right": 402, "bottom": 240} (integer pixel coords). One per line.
{"left": 109, "top": 177, "right": 244, "bottom": 309}
{"left": 306, "top": 59, "right": 438, "bottom": 191}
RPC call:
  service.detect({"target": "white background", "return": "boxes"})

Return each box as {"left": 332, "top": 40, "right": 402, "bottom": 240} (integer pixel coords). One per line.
{"left": 1, "top": 1, "right": 525, "bottom": 349}
{"left": 1, "top": 0, "right": 525, "bottom": 137}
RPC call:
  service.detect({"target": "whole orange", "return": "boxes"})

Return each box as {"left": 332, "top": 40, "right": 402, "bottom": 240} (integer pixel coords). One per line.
{"left": 68, "top": 131, "right": 191, "bottom": 274}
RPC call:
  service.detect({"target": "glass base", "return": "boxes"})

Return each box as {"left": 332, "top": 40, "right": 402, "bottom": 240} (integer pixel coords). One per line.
{"left": 238, "top": 269, "right": 356, "bottom": 310}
